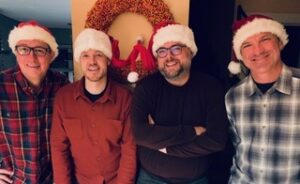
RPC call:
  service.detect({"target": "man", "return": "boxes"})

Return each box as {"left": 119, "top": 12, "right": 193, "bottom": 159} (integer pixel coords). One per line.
{"left": 226, "top": 15, "right": 300, "bottom": 183}
{"left": 131, "top": 22, "right": 229, "bottom": 184}
{"left": 50, "top": 28, "right": 136, "bottom": 184}
{"left": 0, "top": 20, "right": 69, "bottom": 183}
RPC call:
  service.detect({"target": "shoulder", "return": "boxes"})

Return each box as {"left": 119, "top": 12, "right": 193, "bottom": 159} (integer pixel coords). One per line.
{"left": 225, "top": 77, "right": 248, "bottom": 99}
{"left": 55, "top": 81, "right": 78, "bottom": 97}
{"left": 191, "top": 71, "right": 224, "bottom": 91}
{"left": 290, "top": 67, "right": 300, "bottom": 78}
{"left": 0, "top": 67, "right": 17, "bottom": 82}
{"left": 47, "top": 70, "right": 69, "bottom": 84}
{"left": 110, "top": 80, "right": 132, "bottom": 97}
{"left": 137, "top": 72, "right": 162, "bottom": 87}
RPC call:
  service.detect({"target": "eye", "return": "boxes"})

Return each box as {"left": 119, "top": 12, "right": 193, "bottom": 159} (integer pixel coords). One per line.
{"left": 170, "top": 45, "right": 182, "bottom": 53}
{"left": 34, "top": 47, "right": 47, "bottom": 55}
{"left": 18, "top": 46, "right": 30, "bottom": 53}
{"left": 241, "top": 43, "right": 252, "bottom": 49}
{"left": 95, "top": 51, "right": 105, "bottom": 58}
{"left": 261, "top": 37, "right": 271, "bottom": 42}
{"left": 80, "top": 53, "right": 89, "bottom": 58}
{"left": 156, "top": 48, "right": 168, "bottom": 57}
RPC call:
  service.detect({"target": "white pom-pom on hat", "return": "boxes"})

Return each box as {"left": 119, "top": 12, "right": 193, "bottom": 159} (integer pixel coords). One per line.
{"left": 228, "top": 61, "right": 241, "bottom": 75}
{"left": 127, "top": 71, "right": 139, "bottom": 83}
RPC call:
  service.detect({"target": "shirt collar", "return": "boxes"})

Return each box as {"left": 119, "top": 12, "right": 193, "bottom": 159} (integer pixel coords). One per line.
{"left": 245, "top": 64, "right": 292, "bottom": 96}
{"left": 13, "top": 66, "right": 48, "bottom": 95}
{"left": 73, "top": 77, "right": 116, "bottom": 104}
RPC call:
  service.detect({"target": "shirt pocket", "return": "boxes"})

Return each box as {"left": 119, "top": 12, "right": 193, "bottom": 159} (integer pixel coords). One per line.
{"left": 62, "top": 118, "right": 83, "bottom": 140}
{"left": 100, "top": 119, "right": 123, "bottom": 146}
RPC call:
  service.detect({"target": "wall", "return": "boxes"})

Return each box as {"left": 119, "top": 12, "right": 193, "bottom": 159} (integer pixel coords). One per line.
{"left": 0, "top": 14, "right": 19, "bottom": 70}
{"left": 71, "top": 0, "right": 190, "bottom": 81}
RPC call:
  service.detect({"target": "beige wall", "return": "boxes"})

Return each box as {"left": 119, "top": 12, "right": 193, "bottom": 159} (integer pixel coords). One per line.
{"left": 71, "top": 0, "right": 190, "bottom": 80}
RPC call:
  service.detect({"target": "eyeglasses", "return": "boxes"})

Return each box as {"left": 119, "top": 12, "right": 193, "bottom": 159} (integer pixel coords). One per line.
{"left": 15, "top": 46, "right": 50, "bottom": 57}
{"left": 156, "top": 45, "right": 186, "bottom": 58}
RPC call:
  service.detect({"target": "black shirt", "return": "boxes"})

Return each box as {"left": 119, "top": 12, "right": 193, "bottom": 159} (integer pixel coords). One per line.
{"left": 131, "top": 71, "right": 229, "bottom": 183}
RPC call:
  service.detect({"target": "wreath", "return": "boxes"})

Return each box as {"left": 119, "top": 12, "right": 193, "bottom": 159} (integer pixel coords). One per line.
{"left": 85, "top": 0, "right": 174, "bottom": 84}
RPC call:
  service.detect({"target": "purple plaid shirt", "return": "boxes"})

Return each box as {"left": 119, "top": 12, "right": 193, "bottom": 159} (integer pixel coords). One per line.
{"left": 0, "top": 66, "right": 68, "bottom": 184}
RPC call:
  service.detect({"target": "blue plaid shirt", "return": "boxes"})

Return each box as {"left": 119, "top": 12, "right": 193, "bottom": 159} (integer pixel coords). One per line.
{"left": 225, "top": 64, "right": 300, "bottom": 184}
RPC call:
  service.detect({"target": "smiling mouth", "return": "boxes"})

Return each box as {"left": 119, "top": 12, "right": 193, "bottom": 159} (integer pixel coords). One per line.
{"left": 165, "top": 61, "right": 178, "bottom": 67}
{"left": 26, "top": 64, "right": 40, "bottom": 68}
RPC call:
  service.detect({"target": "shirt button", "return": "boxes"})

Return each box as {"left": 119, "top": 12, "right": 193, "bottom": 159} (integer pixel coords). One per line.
{"left": 260, "top": 170, "right": 263, "bottom": 173}
{"left": 91, "top": 124, "right": 96, "bottom": 127}
{"left": 263, "top": 104, "right": 267, "bottom": 108}
{"left": 97, "top": 157, "right": 101, "bottom": 161}
{"left": 94, "top": 141, "right": 98, "bottom": 145}
{"left": 261, "top": 148, "right": 264, "bottom": 152}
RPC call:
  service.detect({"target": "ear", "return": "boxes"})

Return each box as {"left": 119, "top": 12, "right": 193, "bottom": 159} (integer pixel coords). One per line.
{"left": 279, "top": 41, "right": 284, "bottom": 50}
{"left": 49, "top": 51, "right": 55, "bottom": 62}
{"left": 107, "top": 58, "right": 111, "bottom": 66}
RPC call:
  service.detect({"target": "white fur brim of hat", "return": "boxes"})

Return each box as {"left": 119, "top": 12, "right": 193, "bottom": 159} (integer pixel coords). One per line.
{"left": 233, "top": 18, "right": 289, "bottom": 61}
{"left": 152, "top": 24, "right": 198, "bottom": 57}
{"left": 8, "top": 26, "right": 58, "bottom": 62}
{"left": 74, "top": 28, "right": 112, "bottom": 62}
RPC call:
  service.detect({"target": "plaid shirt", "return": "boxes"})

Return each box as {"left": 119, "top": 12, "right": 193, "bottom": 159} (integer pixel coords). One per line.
{"left": 225, "top": 65, "right": 300, "bottom": 184}
{"left": 0, "top": 66, "right": 68, "bottom": 184}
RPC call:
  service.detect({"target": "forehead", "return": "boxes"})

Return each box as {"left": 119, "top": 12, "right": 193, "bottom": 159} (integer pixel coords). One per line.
{"left": 244, "top": 32, "right": 276, "bottom": 42}
{"left": 16, "top": 39, "right": 49, "bottom": 47}
{"left": 81, "top": 49, "right": 104, "bottom": 54}
{"left": 160, "top": 41, "right": 184, "bottom": 48}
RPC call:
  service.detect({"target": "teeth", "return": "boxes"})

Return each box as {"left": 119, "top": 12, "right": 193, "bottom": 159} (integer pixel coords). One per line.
{"left": 166, "top": 61, "right": 177, "bottom": 67}
{"left": 27, "top": 64, "right": 39, "bottom": 68}
{"left": 88, "top": 67, "right": 99, "bottom": 71}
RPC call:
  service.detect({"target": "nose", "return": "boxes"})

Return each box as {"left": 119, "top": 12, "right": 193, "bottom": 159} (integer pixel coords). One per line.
{"left": 27, "top": 50, "right": 38, "bottom": 60}
{"left": 165, "top": 50, "right": 174, "bottom": 60}
{"left": 252, "top": 43, "right": 265, "bottom": 56}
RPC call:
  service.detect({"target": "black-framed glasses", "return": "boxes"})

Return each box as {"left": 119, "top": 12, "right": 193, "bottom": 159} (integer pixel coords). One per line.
{"left": 156, "top": 45, "right": 186, "bottom": 58}
{"left": 15, "top": 46, "right": 50, "bottom": 57}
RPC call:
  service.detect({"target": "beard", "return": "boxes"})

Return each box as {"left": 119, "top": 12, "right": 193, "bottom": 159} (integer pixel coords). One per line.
{"left": 159, "top": 59, "right": 184, "bottom": 80}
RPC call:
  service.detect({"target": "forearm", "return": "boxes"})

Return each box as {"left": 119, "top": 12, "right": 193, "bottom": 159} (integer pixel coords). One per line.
{"left": 116, "top": 118, "right": 136, "bottom": 184}
{"left": 163, "top": 131, "right": 228, "bottom": 157}
{"left": 51, "top": 106, "right": 73, "bottom": 184}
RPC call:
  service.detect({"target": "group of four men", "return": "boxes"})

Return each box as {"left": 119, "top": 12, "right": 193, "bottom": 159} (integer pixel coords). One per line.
{"left": 0, "top": 14, "right": 299, "bottom": 184}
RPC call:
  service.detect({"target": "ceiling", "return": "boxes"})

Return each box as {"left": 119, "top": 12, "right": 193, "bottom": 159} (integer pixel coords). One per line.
{"left": 0, "top": 0, "right": 299, "bottom": 29}
{"left": 0, "top": 0, "right": 71, "bottom": 28}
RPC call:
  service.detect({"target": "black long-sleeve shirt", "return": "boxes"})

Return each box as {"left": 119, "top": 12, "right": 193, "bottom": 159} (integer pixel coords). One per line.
{"left": 131, "top": 71, "right": 229, "bottom": 183}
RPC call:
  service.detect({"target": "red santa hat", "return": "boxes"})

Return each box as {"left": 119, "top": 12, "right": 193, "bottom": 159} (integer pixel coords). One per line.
{"left": 228, "top": 14, "right": 289, "bottom": 74}
{"left": 74, "top": 28, "right": 112, "bottom": 62}
{"left": 8, "top": 20, "right": 58, "bottom": 62}
{"left": 149, "top": 21, "right": 198, "bottom": 58}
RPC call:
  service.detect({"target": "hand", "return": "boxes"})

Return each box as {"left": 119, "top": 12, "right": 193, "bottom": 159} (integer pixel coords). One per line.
{"left": 0, "top": 169, "right": 13, "bottom": 184}
{"left": 194, "top": 126, "right": 206, "bottom": 136}
{"left": 148, "top": 115, "right": 155, "bottom": 125}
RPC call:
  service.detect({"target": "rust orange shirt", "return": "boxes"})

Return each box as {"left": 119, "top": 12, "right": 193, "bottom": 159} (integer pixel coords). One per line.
{"left": 50, "top": 78, "right": 136, "bottom": 184}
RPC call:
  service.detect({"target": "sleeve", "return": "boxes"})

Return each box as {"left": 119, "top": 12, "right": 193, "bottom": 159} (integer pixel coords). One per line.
{"left": 115, "top": 97, "right": 137, "bottom": 184}
{"left": 131, "top": 81, "right": 197, "bottom": 150}
{"left": 50, "top": 92, "right": 73, "bottom": 184}
{"left": 163, "top": 84, "right": 229, "bottom": 157}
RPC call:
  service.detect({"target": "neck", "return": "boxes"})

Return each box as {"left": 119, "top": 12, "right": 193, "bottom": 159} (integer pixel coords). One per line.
{"left": 251, "top": 62, "right": 283, "bottom": 83}
{"left": 27, "top": 78, "right": 43, "bottom": 93}
{"left": 166, "top": 72, "right": 190, "bottom": 86}
{"left": 85, "top": 78, "right": 107, "bottom": 95}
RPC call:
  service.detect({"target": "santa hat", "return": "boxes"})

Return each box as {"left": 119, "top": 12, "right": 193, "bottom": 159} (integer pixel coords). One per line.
{"left": 110, "top": 35, "right": 156, "bottom": 83}
{"left": 228, "top": 14, "right": 289, "bottom": 74}
{"left": 149, "top": 21, "right": 198, "bottom": 58}
{"left": 74, "top": 28, "right": 112, "bottom": 62}
{"left": 8, "top": 20, "right": 58, "bottom": 62}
